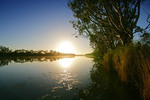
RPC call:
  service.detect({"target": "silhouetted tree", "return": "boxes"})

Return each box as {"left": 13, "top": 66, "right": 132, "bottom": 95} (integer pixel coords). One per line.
{"left": 0, "top": 45, "right": 75, "bottom": 57}
{"left": 68, "top": 0, "right": 145, "bottom": 55}
{"left": 0, "top": 45, "right": 11, "bottom": 53}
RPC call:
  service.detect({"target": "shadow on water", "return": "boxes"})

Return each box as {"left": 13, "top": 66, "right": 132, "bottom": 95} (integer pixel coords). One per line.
{"left": 0, "top": 56, "right": 75, "bottom": 67}
{"left": 73, "top": 62, "right": 141, "bottom": 100}
{"left": 0, "top": 57, "right": 141, "bottom": 100}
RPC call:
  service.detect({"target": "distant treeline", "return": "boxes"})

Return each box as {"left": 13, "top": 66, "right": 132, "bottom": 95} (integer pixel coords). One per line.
{"left": 0, "top": 45, "right": 75, "bottom": 57}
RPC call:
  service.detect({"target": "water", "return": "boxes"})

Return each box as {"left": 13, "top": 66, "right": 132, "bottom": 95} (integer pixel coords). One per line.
{"left": 0, "top": 57, "right": 140, "bottom": 100}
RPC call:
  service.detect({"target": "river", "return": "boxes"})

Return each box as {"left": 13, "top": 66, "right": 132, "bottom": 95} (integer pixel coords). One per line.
{"left": 0, "top": 56, "right": 140, "bottom": 100}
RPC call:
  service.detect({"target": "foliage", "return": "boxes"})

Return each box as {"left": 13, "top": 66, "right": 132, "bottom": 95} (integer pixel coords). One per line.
{"left": 68, "top": 0, "right": 150, "bottom": 99}
{"left": 68, "top": 0, "right": 143, "bottom": 56}
{"left": 140, "top": 32, "right": 150, "bottom": 45}
{"left": 0, "top": 45, "right": 75, "bottom": 57}
{"left": 0, "top": 45, "right": 12, "bottom": 53}
{"left": 103, "top": 43, "right": 150, "bottom": 100}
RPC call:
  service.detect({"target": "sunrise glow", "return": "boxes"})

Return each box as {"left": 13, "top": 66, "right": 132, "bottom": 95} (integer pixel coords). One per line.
{"left": 57, "top": 41, "right": 75, "bottom": 54}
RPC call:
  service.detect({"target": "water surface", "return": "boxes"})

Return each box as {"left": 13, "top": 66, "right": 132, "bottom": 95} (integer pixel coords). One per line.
{"left": 0, "top": 57, "right": 140, "bottom": 100}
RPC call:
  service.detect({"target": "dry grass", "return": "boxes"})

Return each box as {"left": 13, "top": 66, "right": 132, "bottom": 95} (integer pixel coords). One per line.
{"left": 103, "top": 43, "right": 150, "bottom": 100}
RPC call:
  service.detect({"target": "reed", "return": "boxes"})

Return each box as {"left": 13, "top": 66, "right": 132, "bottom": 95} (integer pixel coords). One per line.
{"left": 103, "top": 43, "right": 150, "bottom": 100}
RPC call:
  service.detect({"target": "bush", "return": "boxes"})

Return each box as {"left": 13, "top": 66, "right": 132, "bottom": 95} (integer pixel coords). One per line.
{"left": 103, "top": 43, "right": 150, "bottom": 100}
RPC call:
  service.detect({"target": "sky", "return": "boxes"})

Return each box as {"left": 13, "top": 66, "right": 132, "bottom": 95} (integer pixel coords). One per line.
{"left": 0, "top": 0, "right": 150, "bottom": 54}
{"left": 0, "top": 0, "right": 92, "bottom": 54}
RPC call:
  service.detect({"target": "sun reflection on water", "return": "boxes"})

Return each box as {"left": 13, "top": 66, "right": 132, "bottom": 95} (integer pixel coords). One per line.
{"left": 58, "top": 58, "right": 74, "bottom": 68}
{"left": 52, "top": 70, "right": 79, "bottom": 91}
{"left": 40, "top": 69, "right": 80, "bottom": 99}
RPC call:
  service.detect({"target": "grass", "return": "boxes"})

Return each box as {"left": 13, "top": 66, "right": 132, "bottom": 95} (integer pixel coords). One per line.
{"left": 103, "top": 43, "right": 150, "bottom": 100}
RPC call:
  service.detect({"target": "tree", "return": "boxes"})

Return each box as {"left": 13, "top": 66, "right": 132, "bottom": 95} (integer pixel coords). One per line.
{"left": 0, "top": 45, "right": 11, "bottom": 53}
{"left": 138, "top": 13, "right": 150, "bottom": 46}
{"left": 68, "top": 0, "right": 142, "bottom": 52}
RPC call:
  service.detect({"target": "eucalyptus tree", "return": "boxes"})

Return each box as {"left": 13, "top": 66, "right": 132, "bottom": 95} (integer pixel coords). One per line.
{"left": 68, "top": 0, "right": 142, "bottom": 52}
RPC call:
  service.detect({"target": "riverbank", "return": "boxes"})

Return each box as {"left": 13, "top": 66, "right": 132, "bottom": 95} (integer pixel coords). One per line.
{"left": 103, "top": 43, "right": 150, "bottom": 100}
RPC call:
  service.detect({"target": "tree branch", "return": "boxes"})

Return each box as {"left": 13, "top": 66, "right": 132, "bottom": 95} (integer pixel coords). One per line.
{"left": 111, "top": 0, "right": 124, "bottom": 29}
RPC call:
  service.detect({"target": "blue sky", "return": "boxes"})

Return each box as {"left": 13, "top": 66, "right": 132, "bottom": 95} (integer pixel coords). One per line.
{"left": 0, "top": 0, "right": 150, "bottom": 54}
{"left": 0, "top": 0, "right": 92, "bottom": 54}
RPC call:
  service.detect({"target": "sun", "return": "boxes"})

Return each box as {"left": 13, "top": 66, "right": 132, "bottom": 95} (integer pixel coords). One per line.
{"left": 57, "top": 41, "right": 75, "bottom": 54}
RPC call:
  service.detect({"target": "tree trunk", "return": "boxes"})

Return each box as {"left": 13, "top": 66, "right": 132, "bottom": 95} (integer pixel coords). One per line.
{"left": 120, "top": 32, "right": 132, "bottom": 45}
